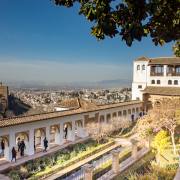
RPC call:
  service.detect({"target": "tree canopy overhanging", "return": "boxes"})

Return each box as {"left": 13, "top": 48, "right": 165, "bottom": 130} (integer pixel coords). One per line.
{"left": 53, "top": 0, "right": 180, "bottom": 46}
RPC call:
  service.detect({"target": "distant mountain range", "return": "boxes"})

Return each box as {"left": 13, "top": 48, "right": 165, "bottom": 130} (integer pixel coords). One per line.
{"left": 6, "top": 79, "right": 132, "bottom": 89}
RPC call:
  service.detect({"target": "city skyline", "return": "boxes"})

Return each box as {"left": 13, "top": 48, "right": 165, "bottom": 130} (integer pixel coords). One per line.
{"left": 0, "top": 0, "right": 175, "bottom": 84}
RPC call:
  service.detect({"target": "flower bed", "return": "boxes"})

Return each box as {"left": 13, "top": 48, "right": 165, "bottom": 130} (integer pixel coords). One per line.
{"left": 7, "top": 139, "right": 115, "bottom": 180}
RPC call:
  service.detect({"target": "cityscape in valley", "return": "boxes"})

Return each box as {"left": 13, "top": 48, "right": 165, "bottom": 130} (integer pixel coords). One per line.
{"left": 0, "top": 1, "right": 179, "bottom": 180}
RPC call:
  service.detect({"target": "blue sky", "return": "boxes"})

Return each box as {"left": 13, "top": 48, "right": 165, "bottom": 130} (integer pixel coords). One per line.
{"left": 0, "top": 0, "right": 175, "bottom": 84}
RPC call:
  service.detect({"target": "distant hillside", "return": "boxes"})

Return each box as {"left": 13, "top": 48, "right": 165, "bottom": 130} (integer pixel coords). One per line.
{"left": 7, "top": 79, "right": 132, "bottom": 89}
{"left": 97, "top": 79, "right": 131, "bottom": 88}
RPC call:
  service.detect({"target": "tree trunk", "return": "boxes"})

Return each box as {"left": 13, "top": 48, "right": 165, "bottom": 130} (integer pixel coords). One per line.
{"left": 171, "top": 131, "right": 177, "bottom": 155}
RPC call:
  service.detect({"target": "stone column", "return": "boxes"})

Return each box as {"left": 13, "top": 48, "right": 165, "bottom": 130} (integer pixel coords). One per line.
{"left": 8, "top": 131, "right": 16, "bottom": 161}
{"left": 59, "top": 122, "right": 65, "bottom": 145}
{"left": 27, "top": 129, "right": 35, "bottom": 155}
{"left": 83, "top": 164, "right": 94, "bottom": 180}
{"left": 111, "top": 149, "right": 120, "bottom": 174}
{"left": 45, "top": 126, "right": 50, "bottom": 150}
{"left": 131, "top": 139, "right": 138, "bottom": 159}
{"left": 69, "top": 121, "right": 75, "bottom": 141}
{"left": 164, "top": 65, "right": 167, "bottom": 76}
{"left": 145, "top": 135, "right": 152, "bottom": 149}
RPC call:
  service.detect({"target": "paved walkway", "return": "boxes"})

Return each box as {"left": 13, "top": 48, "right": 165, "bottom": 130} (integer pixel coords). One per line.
{"left": 0, "top": 137, "right": 89, "bottom": 173}
{"left": 44, "top": 142, "right": 122, "bottom": 180}
{"left": 174, "top": 167, "right": 180, "bottom": 180}
{"left": 0, "top": 174, "right": 10, "bottom": 180}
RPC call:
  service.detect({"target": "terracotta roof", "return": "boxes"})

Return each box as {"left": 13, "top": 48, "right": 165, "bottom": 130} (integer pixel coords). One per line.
{"left": 135, "top": 56, "right": 149, "bottom": 62}
{"left": 148, "top": 57, "right": 180, "bottom": 65}
{"left": 135, "top": 56, "right": 180, "bottom": 65}
{"left": 142, "top": 86, "right": 180, "bottom": 96}
{"left": 0, "top": 100, "right": 142, "bottom": 128}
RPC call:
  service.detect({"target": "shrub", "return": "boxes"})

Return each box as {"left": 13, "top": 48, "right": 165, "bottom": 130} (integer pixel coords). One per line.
{"left": 25, "top": 160, "right": 34, "bottom": 172}
{"left": 8, "top": 170, "right": 21, "bottom": 180}
{"left": 20, "top": 166, "right": 29, "bottom": 179}
{"left": 151, "top": 164, "right": 176, "bottom": 180}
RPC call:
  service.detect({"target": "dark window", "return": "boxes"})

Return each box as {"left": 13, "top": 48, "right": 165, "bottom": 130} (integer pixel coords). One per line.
{"left": 142, "top": 65, "right": 145, "bottom": 70}
{"left": 136, "top": 107, "right": 139, "bottom": 112}
{"left": 168, "top": 80, "right": 172, "bottom": 85}
{"left": 128, "top": 109, "right": 131, "bottom": 114}
{"left": 157, "top": 80, "right": 161, "bottom": 84}
{"left": 151, "top": 80, "right": 155, "bottom": 84}
{"left": 174, "top": 80, "right": 178, "bottom": 85}
{"left": 118, "top": 111, "right": 122, "bottom": 117}
{"left": 175, "top": 66, "right": 180, "bottom": 75}
{"left": 137, "top": 65, "right": 140, "bottom": 70}
{"left": 123, "top": 110, "right": 127, "bottom": 116}
{"left": 138, "top": 85, "right": 142, "bottom": 89}
{"left": 150, "top": 65, "right": 164, "bottom": 76}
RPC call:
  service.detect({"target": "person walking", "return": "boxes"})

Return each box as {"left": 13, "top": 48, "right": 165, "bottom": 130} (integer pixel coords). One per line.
{"left": 64, "top": 125, "right": 68, "bottom": 139}
{"left": 11, "top": 147, "right": 17, "bottom": 162}
{"left": 43, "top": 137, "right": 48, "bottom": 152}
{"left": 1, "top": 139, "right": 5, "bottom": 156}
{"left": 17, "top": 137, "right": 21, "bottom": 152}
{"left": 34, "top": 136, "right": 36, "bottom": 151}
{"left": 20, "top": 140, "right": 26, "bottom": 156}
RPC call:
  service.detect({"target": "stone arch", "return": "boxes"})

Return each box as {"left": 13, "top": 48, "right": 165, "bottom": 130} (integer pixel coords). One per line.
{"left": 106, "top": 114, "right": 111, "bottom": 123}
{"left": 63, "top": 122, "right": 73, "bottom": 140}
{"left": 118, "top": 111, "right": 122, "bottom": 117}
{"left": 132, "top": 108, "right": 135, "bottom": 113}
{"left": 75, "top": 120, "right": 84, "bottom": 138}
{"left": 0, "top": 135, "right": 9, "bottom": 160}
{"left": 128, "top": 109, "right": 131, "bottom": 115}
{"left": 64, "top": 122, "right": 72, "bottom": 130}
{"left": 112, "top": 112, "right": 117, "bottom": 118}
{"left": 123, "top": 110, "right": 127, "bottom": 116}
{"left": 99, "top": 115, "right": 105, "bottom": 123}
{"left": 75, "top": 120, "right": 83, "bottom": 128}
{"left": 34, "top": 128, "right": 46, "bottom": 149}
{"left": 0, "top": 136, "right": 9, "bottom": 147}
{"left": 50, "top": 125, "right": 60, "bottom": 143}
{"left": 136, "top": 107, "right": 139, "bottom": 113}
{"left": 15, "top": 131, "right": 29, "bottom": 155}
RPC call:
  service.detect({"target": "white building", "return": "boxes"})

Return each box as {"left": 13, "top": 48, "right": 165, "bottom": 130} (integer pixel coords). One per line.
{"left": 132, "top": 56, "right": 180, "bottom": 102}
{"left": 0, "top": 100, "right": 142, "bottom": 163}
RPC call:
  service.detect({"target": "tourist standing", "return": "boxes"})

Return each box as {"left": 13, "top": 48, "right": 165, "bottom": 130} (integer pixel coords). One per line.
{"left": 131, "top": 114, "right": 135, "bottom": 122}
{"left": 34, "top": 136, "right": 36, "bottom": 151}
{"left": 1, "top": 140, "right": 5, "bottom": 156}
{"left": 20, "top": 140, "right": 26, "bottom": 156}
{"left": 17, "top": 137, "right": 21, "bottom": 152}
{"left": 11, "top": 147, "right": 17, "bottom": 162}
{"left": 64, "top": 125, "right": 68, "bottom": 139}
{"left": 43, "top": 137, "right": 48, "bottom": 152}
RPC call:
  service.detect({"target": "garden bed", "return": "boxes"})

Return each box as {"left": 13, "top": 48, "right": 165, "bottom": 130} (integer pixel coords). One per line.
{"left": 113, "top": 151, "right": 155, "bottom": 180}
{"left": 7, "top": 139, "right": 115, "bottom": 180}
{"left": 93, "top": 146, "right": 132, "bottom": 179}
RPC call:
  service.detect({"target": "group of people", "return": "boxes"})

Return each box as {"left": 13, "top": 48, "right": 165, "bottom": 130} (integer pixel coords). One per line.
{"left": 1, "top": 134, "right": 67, "bottom": 163}
{"left": 11, "top": 138, "right": 26, "bottom": 162}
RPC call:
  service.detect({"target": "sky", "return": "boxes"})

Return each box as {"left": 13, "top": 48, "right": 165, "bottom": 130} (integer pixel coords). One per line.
{"left": 0, "top": 0, "right": 175, "bottom": 85}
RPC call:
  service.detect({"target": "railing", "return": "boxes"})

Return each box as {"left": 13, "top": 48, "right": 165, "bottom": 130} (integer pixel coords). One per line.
{"left": 167, "top": 72, "right": 180, "bottom": 76}
{"left": 150, "top": 72, "right": 164, "bottom": 76}
{"left": 81, "top": 140, "right": 150, "bottom": 180}
{"left": 61, "top": 168, "right": 84, "bottom": 180}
